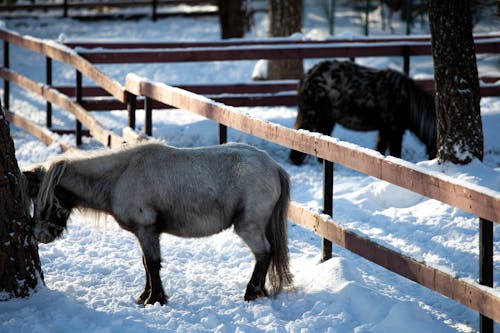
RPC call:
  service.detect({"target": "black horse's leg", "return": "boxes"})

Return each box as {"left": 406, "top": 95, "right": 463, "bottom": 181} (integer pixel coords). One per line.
{"left": 135, "top": 226, "right": 169, "bottom": 306}
{"left": 244, "top": 253, "right": 271, "bottom": 301}
{"left": 388, "top": 130, "right": 404, "bottom": 158}
{"left": 376, "top": 130, "right": 389, "bottom": 155}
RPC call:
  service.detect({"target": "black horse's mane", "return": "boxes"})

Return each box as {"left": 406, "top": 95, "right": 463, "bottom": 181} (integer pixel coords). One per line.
{"left": 386, "top": 70, "right": 437, "bottom": 158}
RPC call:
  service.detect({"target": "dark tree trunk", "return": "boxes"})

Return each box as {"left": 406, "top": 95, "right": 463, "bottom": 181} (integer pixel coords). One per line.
{"left": 429, "top": 0, "right": 483, "bottom": 164}
{"left": 267, "top": 0, "right": 304, "bottom": 80}
{"left": 0, "top": 105, "right": 43, "bottom": 300}
{"left": 216, "top": 0, "right": 245, "bottom": 39}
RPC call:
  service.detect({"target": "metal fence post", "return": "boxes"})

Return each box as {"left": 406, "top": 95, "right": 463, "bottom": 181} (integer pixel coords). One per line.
{"left": 479, "top": 217, "right": 493, "bottom": 333}
{"left": 145, "top": 96, "right": 152, "bottom": 136}
{"left": 46, "top": 57, "right": 52, "bottom": 128}
{"left": 3, "top": 40, "right": 9, "bottom": 111}
{"left": 403, "top": 45, "right": 410, "bottom": 76}
{"left": 152, "top": 0, "right": 158, "bottom": 21}
{"left": 127, "top": 92, "right": 137, "bottom": 130}
{"left": 219, "top": 124, "right": 227, "bottom": 144}
{"left": 63, "top": 0, "right": 68, "bottom": 17}
{"left": 75, "top": 70, "right": 82, "bottom": 145}
{"left": 322, "top": 160, "right": 334, "bottom": 261}
{"left": 406, "top": 0, "right": 412, "bottom": 35}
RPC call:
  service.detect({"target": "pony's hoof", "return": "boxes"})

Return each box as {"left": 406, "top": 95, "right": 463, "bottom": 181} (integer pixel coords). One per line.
{"left": 289, "top": 151, "right": 305, "bottom": 166}
{"left": 244, "top": 284, "right": 268, "bottom": 301}
{"left": 137, "top": 292, "right": 169, "bottom": 306}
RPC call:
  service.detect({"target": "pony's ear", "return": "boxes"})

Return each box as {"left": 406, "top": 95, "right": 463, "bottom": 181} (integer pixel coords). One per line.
{"left": 23, "top": 167, "right": 44, "bottom": 197}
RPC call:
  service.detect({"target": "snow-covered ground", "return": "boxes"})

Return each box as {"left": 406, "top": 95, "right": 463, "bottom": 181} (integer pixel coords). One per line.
{"left": 1, "top": 2, "right": 499, "bottom": 332}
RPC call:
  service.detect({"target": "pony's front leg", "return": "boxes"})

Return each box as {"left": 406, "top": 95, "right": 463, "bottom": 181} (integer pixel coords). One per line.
{"left": 135, "top": 226, "right": 169, "bottom": 306}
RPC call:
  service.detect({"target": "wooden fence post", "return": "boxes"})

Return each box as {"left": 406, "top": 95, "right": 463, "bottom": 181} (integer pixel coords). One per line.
{"left": 46, "top": 57, "right": 52, "bottom": 128}
{"left": 75, "top": 70, "right": 82, "bottom": 145}
{"left": 3, "top": 40, "right": 9, "bottom": 111}
{"left": 322, "top": 160, "right": 334, "bottom": 261}
{"left": 479, "top": 217, "right": 494, "bottom": 333}
{"left": 145, "top": 96, "right": 152, "bottom": 136}
{"left": 127, "top": 92, "right": 137, "bottom": 129}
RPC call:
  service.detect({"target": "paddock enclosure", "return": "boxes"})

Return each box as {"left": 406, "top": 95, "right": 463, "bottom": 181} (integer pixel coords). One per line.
{"left": 1, "top": 25, "right": 500, "bottom": 331}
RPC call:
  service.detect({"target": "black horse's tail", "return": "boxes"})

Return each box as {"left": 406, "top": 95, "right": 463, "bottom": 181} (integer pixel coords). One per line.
{"left": 266, "top": 166, "right": 293, "bottom": 296}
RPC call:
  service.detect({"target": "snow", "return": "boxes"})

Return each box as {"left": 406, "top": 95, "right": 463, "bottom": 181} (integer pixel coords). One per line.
{"left": 1, "top": 2, "right": 500, "bottom": 333}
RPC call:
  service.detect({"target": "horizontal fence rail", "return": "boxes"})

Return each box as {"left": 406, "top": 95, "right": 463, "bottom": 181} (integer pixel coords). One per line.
{"left": 74, "top": 38, "right": 500, "bottom": 64}
{"left": 65, "top": 33, "right": 500, "bottom": 50}
{"left": 0, "top": 0, "right": 216, "bottom": 11}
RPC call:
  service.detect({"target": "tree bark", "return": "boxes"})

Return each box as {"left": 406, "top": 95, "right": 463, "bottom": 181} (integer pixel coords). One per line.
{"left": 216, "top": 0, "right": 245, "bottom": 39}
{"left": 429, "top": 0, "right": 483, "bottom": 164}
{"left": 0, "top": 105, "right": 43, "bottom": 300}
{"left": 267, "top": 0, "right": 304, "bottom": 80}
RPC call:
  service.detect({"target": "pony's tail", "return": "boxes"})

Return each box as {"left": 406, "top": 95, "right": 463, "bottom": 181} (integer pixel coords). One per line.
{"left": 266, "top": 167, "right": 293, "bottom": 296}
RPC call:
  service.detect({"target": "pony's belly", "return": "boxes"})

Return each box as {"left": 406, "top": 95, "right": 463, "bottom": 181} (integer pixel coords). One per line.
{"left": 337, "top": 115, "right": 378, "bottom": 131}
{"left": 158, "top": 213, "right": 231, "bottom": 238}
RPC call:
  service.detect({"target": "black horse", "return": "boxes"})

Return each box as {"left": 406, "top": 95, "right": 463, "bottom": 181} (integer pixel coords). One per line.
{"left": 290, "top": 60, "right": 436, "bottom": 165}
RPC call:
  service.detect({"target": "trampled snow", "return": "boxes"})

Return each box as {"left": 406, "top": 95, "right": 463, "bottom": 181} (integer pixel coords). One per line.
{"left": 1, "top": 2, "right": 499, "bottom": 332}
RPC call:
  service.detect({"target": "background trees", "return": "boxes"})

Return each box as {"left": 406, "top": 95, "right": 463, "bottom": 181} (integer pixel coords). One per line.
{"left": 429, "top": 0, "right": 484, "bottom": 164}
{"left": 216, "top": 0, "right": 245, "bottom": 39}
{"left": 267, "top": 0, "right": 304, "bottom": 80}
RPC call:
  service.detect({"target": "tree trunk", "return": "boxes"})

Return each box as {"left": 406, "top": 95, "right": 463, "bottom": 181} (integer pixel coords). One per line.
{"left": 0, "top": 105, "right": 43, "bottom": 300}
{"left": 216, "top": 0, "right": 245, "bottom": 39}
{"left": 429, "top": 0, "right": 483, "bottom": 164}
{"left": 267, "top": 0, "right": 304, "bottom": 80}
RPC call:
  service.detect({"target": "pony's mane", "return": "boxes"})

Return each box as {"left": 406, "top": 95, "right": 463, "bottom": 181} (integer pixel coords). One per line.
{"left": 36, "top": 160, "right": 67, "bottom": 218}
{"left": 35, "top": 141, "right": 166, "bottom": 217}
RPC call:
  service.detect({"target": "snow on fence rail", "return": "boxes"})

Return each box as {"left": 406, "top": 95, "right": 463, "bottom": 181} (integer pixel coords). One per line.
{"left": 1, "top": 27, "right": 499, "bottom": 329}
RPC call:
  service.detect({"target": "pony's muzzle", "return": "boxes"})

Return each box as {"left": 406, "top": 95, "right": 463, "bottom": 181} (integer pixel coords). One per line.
{"left": 33, "top": 221, "right": 62, "bottom": 243}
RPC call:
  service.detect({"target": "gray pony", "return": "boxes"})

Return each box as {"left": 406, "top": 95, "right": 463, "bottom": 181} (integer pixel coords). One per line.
{"left": 24, "top": 141, "right": 293, "bottom": 305}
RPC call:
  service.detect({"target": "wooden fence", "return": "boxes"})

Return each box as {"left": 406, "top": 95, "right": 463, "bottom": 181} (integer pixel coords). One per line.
{"left": 1, "top": 27, "right": 499, "bottom": 331}
{"left": 0, "top": 0, "right": 217, "bottom": 20}
{"left": 57, "top": 34, "right": 500, "bottom": 115}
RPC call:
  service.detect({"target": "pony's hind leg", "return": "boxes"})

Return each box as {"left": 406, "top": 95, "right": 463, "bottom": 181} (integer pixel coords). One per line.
{"left": 134, "top": 226, "right": 169, "bottom": 306}
{"left": 137, "top": 255, "right": 151, "bottom": 305}
{"left": 244, "top": 253, "right": 271, "bottom": 301}
{"left": 235, "top": 224, "right": 272, "bottom": 301}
